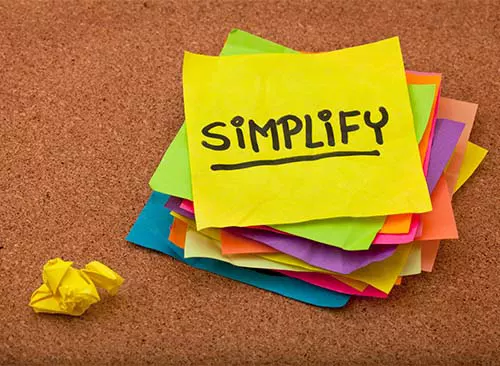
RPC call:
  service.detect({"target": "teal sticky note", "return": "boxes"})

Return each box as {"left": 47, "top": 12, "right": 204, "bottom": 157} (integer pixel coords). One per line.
{"left": 126, "top": 192, "right": 350, "bottom": 308}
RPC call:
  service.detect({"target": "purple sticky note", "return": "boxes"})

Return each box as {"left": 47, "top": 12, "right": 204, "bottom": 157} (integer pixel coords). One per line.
{"left": 228, "top": 227, "right": 397, "bottom": 274}
{"left": 166, "top": 196, "right": 195, "bottom": 220}
{"left": 426, "top": 118, "right": 465, "bottom": 192}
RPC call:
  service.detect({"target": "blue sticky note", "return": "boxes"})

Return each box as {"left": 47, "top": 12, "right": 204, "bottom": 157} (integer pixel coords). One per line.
{"left": 126, "top": 191, "right": 350, "bottom": 308}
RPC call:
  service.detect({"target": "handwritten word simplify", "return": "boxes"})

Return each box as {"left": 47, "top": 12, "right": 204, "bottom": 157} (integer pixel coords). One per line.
{"left": 200, "top": 107, "right": 389, "bottom": 170}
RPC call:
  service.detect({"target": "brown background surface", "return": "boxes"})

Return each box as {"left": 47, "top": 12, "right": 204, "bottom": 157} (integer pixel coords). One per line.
{"left": 1, "top": 0, "right": 499, "bottom": 364}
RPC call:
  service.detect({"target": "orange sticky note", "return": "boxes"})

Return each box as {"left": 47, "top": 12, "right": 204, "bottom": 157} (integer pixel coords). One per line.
{"left": 169, "top": 217, "right": 188, "bottom": 248}
{"left": 220, "top": 230, "right": 278, "bottom": 255}
{"left": 420, "top": 240, "right": 440, "bottom": 272}
{"left": 416, "top": 176, "right": 458, "bottom": 240}
{"left": 380, "top": 214, "right": 412, "bottom": 234}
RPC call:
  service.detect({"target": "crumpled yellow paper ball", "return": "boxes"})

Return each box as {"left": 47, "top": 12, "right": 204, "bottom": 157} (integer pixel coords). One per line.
{"left": 29, "top": 258, "right": 124, "bottom": 316}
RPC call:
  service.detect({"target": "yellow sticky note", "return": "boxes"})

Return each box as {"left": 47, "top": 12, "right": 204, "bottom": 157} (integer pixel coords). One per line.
{"left": 183, "top": 37, "right": 431, "bottom": 229}
{"left": 330, "top": 274, "right": 369, "bottom": 292}
{"left": 261, "top": 252, "right": 331, "bottom": 273}
{"left": 184, "top": 229, "right": 319, "bottom": 273}
{"left": 400, "top": 243, "right": 422, "bottom": 276}
{"left": 342, "top": 244, "right": 412, "bottom": 294}
{"left": 454, "top": 141, "right": 488, "bottom": 192}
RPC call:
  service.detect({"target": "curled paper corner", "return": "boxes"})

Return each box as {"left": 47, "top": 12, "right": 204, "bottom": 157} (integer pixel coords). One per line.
{"left": 29, "top": 258, "right": 124, "bottom": 316}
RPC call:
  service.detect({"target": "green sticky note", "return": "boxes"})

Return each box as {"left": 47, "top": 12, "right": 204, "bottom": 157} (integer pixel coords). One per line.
{"left": 222, "top": 29, "right": 296, "bottom": 56}
{"left": 150, "top": 124, "right": 192, "bottom": 199}
{"left": 408, "top": 84, "right": 436, "bottom": 142}
{"left": 148, "top": 29, "right": 435, "bottom": 250}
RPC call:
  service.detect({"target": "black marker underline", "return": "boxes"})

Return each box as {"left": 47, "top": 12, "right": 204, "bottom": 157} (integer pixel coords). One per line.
{"left": 210, "top": 150, "right": 380, "bottom": 171}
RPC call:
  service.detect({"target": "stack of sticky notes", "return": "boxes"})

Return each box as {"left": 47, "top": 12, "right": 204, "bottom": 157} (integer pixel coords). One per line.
{"left": 127, "top": 29, "right": 488, "bottom": 308}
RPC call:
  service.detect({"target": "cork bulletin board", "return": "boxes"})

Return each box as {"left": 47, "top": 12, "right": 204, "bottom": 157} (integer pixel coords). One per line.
{"left": 1, "top": 1, "right": 498, "bottom": 364}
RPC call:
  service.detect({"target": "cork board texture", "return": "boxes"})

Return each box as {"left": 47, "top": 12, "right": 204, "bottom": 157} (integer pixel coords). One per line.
{"left": 1, "top": 1, "right": 499, "bottom": 364}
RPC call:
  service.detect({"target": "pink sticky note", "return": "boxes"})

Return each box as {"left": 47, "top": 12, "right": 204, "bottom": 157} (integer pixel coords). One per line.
{"left": 277, "top": 271, "right": 388, "bottom": 298}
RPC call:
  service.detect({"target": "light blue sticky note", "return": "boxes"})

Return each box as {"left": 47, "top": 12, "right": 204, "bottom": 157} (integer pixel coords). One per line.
{"left": 126, "top": 192, "right": 350, "bottom": 308}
